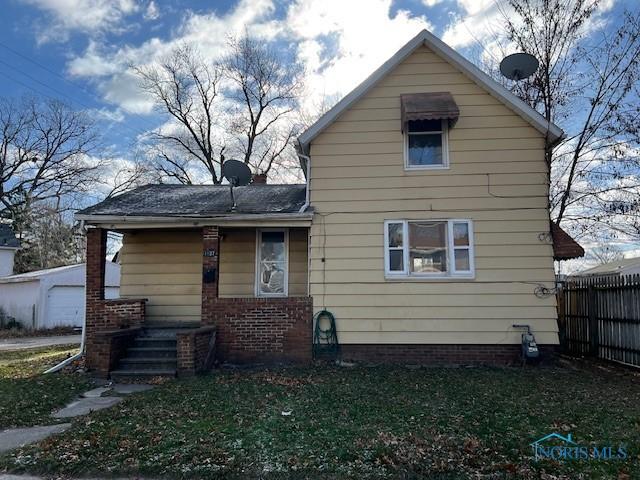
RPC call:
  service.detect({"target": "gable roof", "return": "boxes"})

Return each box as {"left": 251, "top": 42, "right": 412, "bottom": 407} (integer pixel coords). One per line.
{"left": 297, "top": 29, "right": 564, "bottom": 152}
{"left": 0, "top": 224, "right": 19, "bottom": 249}
{"left": 76, "top": 184, "right": 308, "bottom": 219}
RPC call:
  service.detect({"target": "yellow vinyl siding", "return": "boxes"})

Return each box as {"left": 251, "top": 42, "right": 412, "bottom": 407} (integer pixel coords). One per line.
{"left": 119, "top": 227, "right": 309, "bottom": 322}
{"left": 119, "top": 230, "right": 202, "bottom": 324}
{"left": 309, "top": 44, "right": 558, "bottom": 345}
{"left": 219, "top": 228, "right": 255, "bottom": 297}
{"left": 288, "top": 228, "right": 309, "bottom": 296}
{"left": 218, "top": 227, "right": 308, "bottom": 297}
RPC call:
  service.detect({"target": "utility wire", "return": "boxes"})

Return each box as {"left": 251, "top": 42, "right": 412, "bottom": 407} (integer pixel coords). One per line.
{"left": 0, "top": 40, "right": 160, "bottom": 133}
{"left": 0, "top": 62, "right": 151, "bottom": 144}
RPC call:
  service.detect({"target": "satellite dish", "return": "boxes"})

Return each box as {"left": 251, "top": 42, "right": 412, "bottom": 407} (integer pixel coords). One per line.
{"left": 221, "top": 160, "right": 251, "bottom": 211}
{"left": 500, "top": 53, "right": 539, "bottom": 81}
{"left": 222, "top": 159, "right": 251, "bottom": 187}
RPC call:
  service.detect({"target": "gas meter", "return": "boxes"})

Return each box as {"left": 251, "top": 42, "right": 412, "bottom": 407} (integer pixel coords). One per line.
{"left": 513, "top": 324, "right": 540, "bottom": 362}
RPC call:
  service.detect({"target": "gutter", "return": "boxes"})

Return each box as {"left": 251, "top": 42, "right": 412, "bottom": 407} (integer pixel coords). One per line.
{"left": 75, "top": 211, "right": 314, "bottom": 225}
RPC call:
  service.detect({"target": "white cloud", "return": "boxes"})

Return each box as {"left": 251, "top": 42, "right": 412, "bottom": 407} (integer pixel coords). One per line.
{"left": 143, "top": 1, "right": 160, "bottom": 21}
{"left": 284, "top": 0, "right": 433, "bottom": 112}
{"left": 65, "top": 0, "right": 436, "bottom": 117}
{"left": 100, "top": 71, "right": 155, "bottom": 115}
{"left": 67, "top": 0, "right": 278, "bottom": 113}
{"left": 422, "top": 0, "right": 444, "bottom": 6}
{"left": 441, "top": 0, "right": 500, "bottom": 49}
{"left": 67, "top": 41, "right": 121, "bottom": 77}
{"left": 21, "top": 0, "right": 141, "bottom": 43}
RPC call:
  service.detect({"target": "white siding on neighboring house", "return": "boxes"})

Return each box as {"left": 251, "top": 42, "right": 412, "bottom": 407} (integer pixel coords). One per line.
{"left": 0, "top": 263, "right": 120, "bottom": 329}
{"left": 0, "top": 248, "right": 17, "bottom": 277}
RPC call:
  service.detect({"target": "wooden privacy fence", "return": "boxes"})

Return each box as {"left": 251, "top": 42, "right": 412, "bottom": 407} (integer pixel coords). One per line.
{"left": 557, "top": 274, "right": 640, "bottom": 367}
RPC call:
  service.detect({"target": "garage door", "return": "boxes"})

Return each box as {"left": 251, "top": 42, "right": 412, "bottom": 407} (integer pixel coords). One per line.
{"left": 45, "top": 286, "right": 120, "bottom": 328}
{"left": 45, "top": 286, "right": 84, "bottom": 328}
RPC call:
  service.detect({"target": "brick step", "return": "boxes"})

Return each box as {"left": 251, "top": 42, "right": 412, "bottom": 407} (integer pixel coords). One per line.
{"left": 118, "top": 358, "right": 177, "bottom": 370}
{"left": 127, "top": 347, "right": 177, "bottom": 358}
{"left": 133, "top": 338, "right": 177, "bottom": 349}
{"left": 110, "top": 369, "right": 176, "bottom": 382}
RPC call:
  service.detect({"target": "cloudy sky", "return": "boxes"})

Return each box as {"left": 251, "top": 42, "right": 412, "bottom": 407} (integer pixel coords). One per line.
{"left": 0, "top": 0, "right": 633, "bottom": 158}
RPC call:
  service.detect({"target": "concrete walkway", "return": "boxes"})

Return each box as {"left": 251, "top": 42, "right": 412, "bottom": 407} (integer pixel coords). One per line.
{"left": 0, "top": 424, "right": 71, "bottom": 454}
{"left": 0, "top": 335, "right": 81, "bottom": 351}
{"left": 0, "top": 383, "right": 154, "bottom": 455}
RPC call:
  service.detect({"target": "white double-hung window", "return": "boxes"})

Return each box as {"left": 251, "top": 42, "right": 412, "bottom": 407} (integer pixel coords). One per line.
{"left": 384, "top": 219, "right": 474, "bottom": 278}
{"left": 404, "top": 119, "right": 449, "bottom": 169}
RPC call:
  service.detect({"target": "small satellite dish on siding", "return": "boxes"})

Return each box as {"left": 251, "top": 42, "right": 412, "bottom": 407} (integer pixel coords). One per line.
{"left": 222, "top": 160, "right": 251, "bottom": 211}
{"left": 500, "top": 53, "right": 539, "bottom": 81}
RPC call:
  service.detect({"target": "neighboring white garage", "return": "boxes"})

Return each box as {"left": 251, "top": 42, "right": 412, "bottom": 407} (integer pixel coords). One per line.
{"left": 0, "top": 263, "right": 120, "bottom": 329}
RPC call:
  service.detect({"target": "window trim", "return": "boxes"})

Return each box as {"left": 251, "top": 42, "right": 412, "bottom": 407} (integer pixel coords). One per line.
{"left": 384, "top": 219, "right": 474, "bottom": 279}
{"left": 255, "top": 228, "right": 289, "bottom": 297}
{"left": 403, "top": 119, "right": 450, "bottom": 170}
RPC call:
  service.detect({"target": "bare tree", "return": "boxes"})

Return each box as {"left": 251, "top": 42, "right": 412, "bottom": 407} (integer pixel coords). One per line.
{"left": 134, "top": 45, "right": 225, "bottom": 184}
{"left": 102, "top": 153, "right": 153, "bottom": 199}
{"left": 588, "top": 244, "right": 625, "bottom": 265}
{"left": 499, "top": 1, "right": 640, "bottom": 241}
{"left": 134, "top": 35, "right": 305, "bottom": 183}
{"left": 0, "top": 96, "right": 101, "bottom": 228}
{"left": 222, "top": 34, "right": 305, "bottom": 176}
{"left": 14, "top": 203, "right": 78, "bottom": 273}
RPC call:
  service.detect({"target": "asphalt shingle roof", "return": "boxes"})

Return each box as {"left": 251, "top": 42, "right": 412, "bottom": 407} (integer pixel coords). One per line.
{"left": 78, "top": 184, "right": 308, "bottom": 217}
{"left": 0, "top": 224, "right": 19, "bottom": 248}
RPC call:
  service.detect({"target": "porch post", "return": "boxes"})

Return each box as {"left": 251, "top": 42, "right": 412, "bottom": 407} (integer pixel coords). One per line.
{"left": 85, "top": 227, "right": 107, "bottom": 371}
{"left": 86, "top": 227, "right": 106, "bottom": 305}
{"left": 201, "top": 226, "right": 220, "bottom": 325}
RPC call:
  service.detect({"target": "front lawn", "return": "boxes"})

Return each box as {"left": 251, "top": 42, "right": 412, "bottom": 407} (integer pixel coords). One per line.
{"left": 1, "top": 363, "right": 638, "bottom": 479}
{"left": 0, "top": 345, "right": 90, "bottom": 428}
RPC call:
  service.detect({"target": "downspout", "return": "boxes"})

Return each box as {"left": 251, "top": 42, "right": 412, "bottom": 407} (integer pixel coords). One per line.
{"left": 297, "top": 150, "right": 311, "bottom": 213}
{"left": 296, "top": 142, "right": 312, "bottom": 297}
{"left": 45, "top": 218, "right": 87, "bottom": 374}
{"left": 44, "top": 321, "right": 85, "bottom": 374}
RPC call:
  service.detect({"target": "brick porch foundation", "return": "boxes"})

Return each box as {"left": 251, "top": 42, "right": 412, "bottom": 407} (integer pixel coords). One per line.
{"left": 204, "top": 297, "right": 313, "bottom": 364}
{"left": 340, "top": 344, "right": 558, "bottom": 365}
{"left": 84, "top": 228, "right": 147, "bottom": 377}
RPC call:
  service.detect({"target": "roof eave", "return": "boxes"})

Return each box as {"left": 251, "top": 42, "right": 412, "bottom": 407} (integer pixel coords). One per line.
{"left": 297, "top": 29, "right": 564, "bottom": 150}
{"left": 76, "top": 211, "right": 314, "bottom": 228}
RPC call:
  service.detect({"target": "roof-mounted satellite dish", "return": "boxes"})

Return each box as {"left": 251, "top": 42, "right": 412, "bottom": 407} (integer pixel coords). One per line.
{"left": 221, "top": 159, "right": 251, "bottom": 211}
{"left": 500, "top": 53, "right": 539, "bottom": 81}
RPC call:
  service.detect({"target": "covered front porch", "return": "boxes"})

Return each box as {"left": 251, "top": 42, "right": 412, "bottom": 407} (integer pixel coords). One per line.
{"left": 83, "top": 221, "right": 312, "bottom": 379}
{"left": 78, "top": 183, "right": 314, "bottom": 378}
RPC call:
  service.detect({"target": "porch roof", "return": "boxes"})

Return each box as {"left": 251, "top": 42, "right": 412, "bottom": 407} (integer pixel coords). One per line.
{"left": 77, "top": 184, "right": 308, "bottom": 220}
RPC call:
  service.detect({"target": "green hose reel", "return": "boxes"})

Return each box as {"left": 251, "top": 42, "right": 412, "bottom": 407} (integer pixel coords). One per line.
{"left": 312, "top": 309, "right": 340, "bottom": 360}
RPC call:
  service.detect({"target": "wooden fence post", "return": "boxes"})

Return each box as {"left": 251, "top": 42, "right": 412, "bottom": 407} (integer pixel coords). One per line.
{"left": 588, "top": 283, "right": 598, "bottom": 356}
{"left": 556, "top": 282, "right": 566, "bottom": 352}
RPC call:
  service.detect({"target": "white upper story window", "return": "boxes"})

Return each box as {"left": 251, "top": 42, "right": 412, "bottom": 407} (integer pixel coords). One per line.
{"left": 404, "top": 119, "right": 449, "bottom": 169}
{"left": 384, "top": 219, "right": 474, "bottom": 279}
